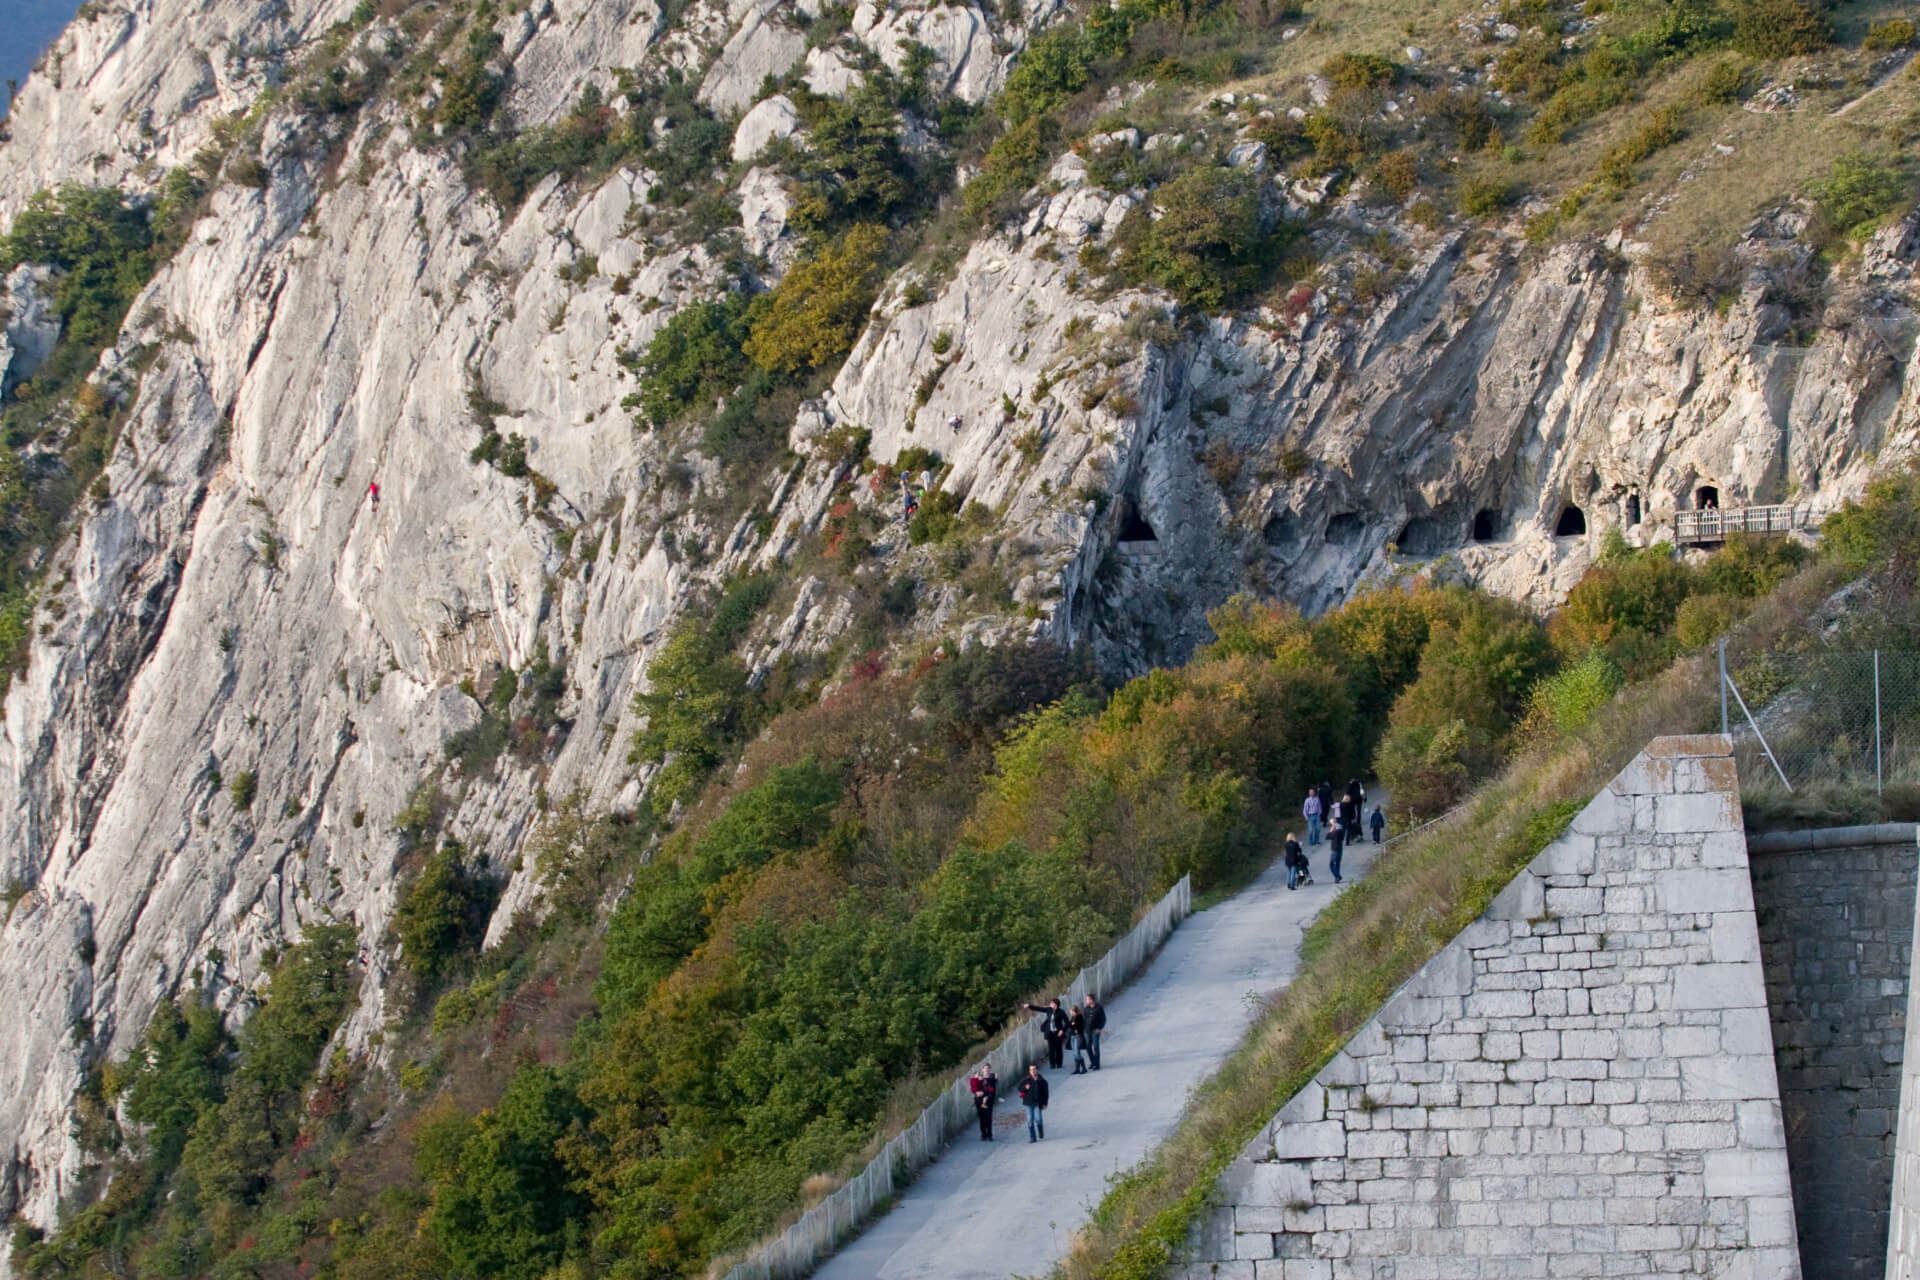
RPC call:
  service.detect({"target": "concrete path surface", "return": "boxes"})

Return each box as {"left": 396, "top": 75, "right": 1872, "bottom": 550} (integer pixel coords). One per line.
{"left": 810, "top": 832, "right": 1381, "bottom": 1280}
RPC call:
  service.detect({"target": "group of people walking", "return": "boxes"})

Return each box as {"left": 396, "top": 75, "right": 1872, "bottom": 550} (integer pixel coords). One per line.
{"left": 1287, "top": 778, "right": 1383, "bottom": 890}
{"left": 969, "top": 992, "right": 1107, "bottom": 1143}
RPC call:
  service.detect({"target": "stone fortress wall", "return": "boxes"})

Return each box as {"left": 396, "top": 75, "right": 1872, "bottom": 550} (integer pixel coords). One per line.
{"left": 1748, "top": 825, "right": 1919, "bottom": 1279}
{"left": 1180, "top": 736, "right": 1802, "bottom": 1280}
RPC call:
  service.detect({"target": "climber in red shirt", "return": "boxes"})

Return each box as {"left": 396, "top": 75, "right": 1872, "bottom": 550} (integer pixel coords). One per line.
{"left": 367, "top": 480, "right": 380, "bottom": 510}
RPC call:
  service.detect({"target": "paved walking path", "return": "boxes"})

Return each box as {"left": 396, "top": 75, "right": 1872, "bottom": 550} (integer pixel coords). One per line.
{"left": 810, "top": 832, "right": 1381, "bottom": 1280}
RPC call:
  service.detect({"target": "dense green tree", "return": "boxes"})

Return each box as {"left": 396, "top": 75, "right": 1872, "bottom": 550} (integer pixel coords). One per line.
{"left": 1119, "top": 165, "right": 1273, "bottom": 308}
{"left": 0, "top": 184, "right": 154, "bottom": 351}
{"left": 425, "top": 1065, "right": 588, "bottom": 1279}
{"left": 394, "top": 841, "right": 500, "bottom": 984}
{"left": 635, "top": 295, "right": 750, "bottom": 430}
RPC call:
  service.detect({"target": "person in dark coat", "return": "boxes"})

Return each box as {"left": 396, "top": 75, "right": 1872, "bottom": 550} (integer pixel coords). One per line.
{"left": 1284, "top": 833, "right": 1309, "bottom": 890}
{"left": 1018, "top": 1065, "right": 1049, "bottom": 1141}
{"left": 1328, "top": 815, "right": 1346, "bottom": 884}
{"left": 970, "top": 1065, "right": 998, "bottom": 1140}
{"left": 1338, "top": 793, "right": 1361, "bottom": 849}
{"left": 1024, "top": 997, "right": 1069, "bottom": 1069}
{"left": 1317, "top": 781, "right": 1334, "bottom": 825}
{"left": 1082, "top": 993, "right": 1106, "bottom": 1070}
{"left": 1369, "top": 803, "right": 1385, "bottom": 843}
{"left": 1066, "top": 1005, "right": 1089, "bottom": 1074}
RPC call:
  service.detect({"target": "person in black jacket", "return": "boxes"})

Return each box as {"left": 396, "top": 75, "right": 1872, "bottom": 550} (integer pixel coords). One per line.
{"left": 1066, "top": 1005, "right": 1089, "bottom": 1074}
{"left": 1284, "top": 833, "right": 1309, "bottom": 890}
{"left": 1023, "top": 997, "right": 1069, "bottom": 1069}
{"left": 1328, "top": 815, "right": 1346, "bottom": 884}
{"left": 970, "top": 1065, "right": 998, "bottom": 1140}
{"left": 1018, "top": 1065, "right": 1049, "bottom": 1141}
{"left": 1082, "top": 993, "right": 1106, "bottom": 1070}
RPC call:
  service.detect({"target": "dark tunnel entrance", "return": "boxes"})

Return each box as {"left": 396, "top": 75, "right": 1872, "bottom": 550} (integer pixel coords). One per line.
{"left": 1555, "top": 505, "right": 1587, "bottom": 537}
{"left": 1117, "top": 498, "right": 1158, "bottom": 542}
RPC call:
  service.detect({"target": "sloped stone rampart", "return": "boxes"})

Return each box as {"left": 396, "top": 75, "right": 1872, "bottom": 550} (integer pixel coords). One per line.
{"left": 1180, "top": 735, "right": 1800, "bottom": 1280}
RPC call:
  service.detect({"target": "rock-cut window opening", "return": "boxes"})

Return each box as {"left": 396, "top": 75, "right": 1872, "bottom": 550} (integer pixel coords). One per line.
{"left": 1472, "top": 509, "right": 1498, "bottom": 542}
{"left": 1554, "top": 505, "right": 1587, "bottom": 537}
{"left": 1117, "top": 498, "right": 1158, "bottom": 542}
{"left": 1625, "top": 494, "right": 1641, "bottom": 526}
{"left": 1695, "top": 485, "right": 1719, "bottom": 510}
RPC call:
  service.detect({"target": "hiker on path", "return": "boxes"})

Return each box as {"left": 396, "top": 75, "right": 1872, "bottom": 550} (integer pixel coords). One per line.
{"left": 971, "top": 1065, "right": 998, "bottom": 1141}
{"left": 903, "top": 482, "right": 919, "bottom": 522}
{"left": 1338, "top": 790, "right": 1361, "bottom": 849}
{"left": 1018, "top": 1065, "right": 1049, "bottom": 1142}
{"left": 1369, "top": 803, "right": 1385, "bottom": 843}
{"left": 1284, "top": 832, "right": 1309, "bottom": 890}
{"left": 1024, "top": 997, "right": 1069, "bottom": 1070}
{"left": 1317, "top": 781, "right": 1334, "bottom": 830}
{"left": 1328, "top": 815, "right": 1347, "bottom": 884}
{"left": 1081, "top": 993, "right": 1106, "bottom": 1070}
{"left": 1302, "top": 790, "right": 1322, "bottom": 845}
{"left": 1066, "top": 1005, "right": 1089, "bottom": 1075}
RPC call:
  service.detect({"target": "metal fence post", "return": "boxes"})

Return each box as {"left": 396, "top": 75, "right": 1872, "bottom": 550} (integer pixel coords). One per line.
{"left": 1728, "top": 640, "right": 1743, "bottom": 740}
{"left": 1875, "top": 649, "right": 1884, "bottom": 796}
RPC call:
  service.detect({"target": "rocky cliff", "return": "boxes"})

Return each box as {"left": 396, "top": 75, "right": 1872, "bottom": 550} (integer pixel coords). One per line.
{"left": 1, "top": 0, "right": 1916, "bottom": 1247}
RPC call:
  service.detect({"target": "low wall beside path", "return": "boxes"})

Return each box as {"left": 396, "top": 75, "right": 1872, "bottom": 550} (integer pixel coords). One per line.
{"left": 721, "top": 872, "right": 1194, "bottom": 1280}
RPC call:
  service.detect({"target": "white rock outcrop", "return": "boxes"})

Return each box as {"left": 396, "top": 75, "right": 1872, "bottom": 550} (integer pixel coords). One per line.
{"left": 732, "top": 92, "right": 801, "bottom": 163}
{"left": 0, "top": 265, "right": 60, "bottom": 399}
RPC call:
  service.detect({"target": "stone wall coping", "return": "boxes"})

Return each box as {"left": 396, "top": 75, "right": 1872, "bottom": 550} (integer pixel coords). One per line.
{"left": 1748, "top": 823, "right": 1920, "bottom": 855}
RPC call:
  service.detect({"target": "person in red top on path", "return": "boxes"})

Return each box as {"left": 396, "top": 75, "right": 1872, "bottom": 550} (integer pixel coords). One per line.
{"left": 367, "top": 480, "right": 380, "bottom": 510}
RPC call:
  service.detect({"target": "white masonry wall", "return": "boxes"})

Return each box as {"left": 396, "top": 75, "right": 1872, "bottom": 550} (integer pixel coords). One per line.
{"left": 1888, "top": 833, "right": 1920, "bottom": 1280}
{"left": 1181, "top": 734, "right": 1800, "bottom": 1280}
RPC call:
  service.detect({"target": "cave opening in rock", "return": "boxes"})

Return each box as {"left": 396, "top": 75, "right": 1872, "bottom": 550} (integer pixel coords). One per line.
{"left": 1117, "top": 498, "right": 1158, "bottom": 542}
{"left": 1695, "top": 485, "right": 1719, "bottom": 510}
{"left": 1071, "top": 585, "right": 1087, "bottom": 627}
{"left": 1626, "top": 494, "right": 1641, "bottom": 526}
{"left": 1472, "top": 509, "right": 1498, "bottom": 542}
{"left": 1554, "top": 505, "right": 1587, "bottom": 537}
{"left": 1396, "top": 518, "right": 1449, "bottom": 557}
{"left": 1263, "top": 513, "right": 1296, "bottom": 548}
{"left": 1325, "top": 512, "right": 1364, "bottom": 546}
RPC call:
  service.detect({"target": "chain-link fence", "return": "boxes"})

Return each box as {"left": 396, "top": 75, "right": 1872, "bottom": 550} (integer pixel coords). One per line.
{"left": 720, "top": 874, "right": 1193, "bottom": 1280}
{"left": 1720, "top": 645, "right": 1920, "bottom": 815}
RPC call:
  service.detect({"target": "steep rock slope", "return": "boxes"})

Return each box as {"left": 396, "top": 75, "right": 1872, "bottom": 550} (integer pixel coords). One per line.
{"left": 0, "top": 0, "right": 1916, "bottom": 1246}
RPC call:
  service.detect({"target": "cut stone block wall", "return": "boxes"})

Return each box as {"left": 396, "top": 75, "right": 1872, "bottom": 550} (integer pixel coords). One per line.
{"left": 1883, "top": 827, "right": 1920, "bottom": 1280}
{"left": 1180, "top": 735, "right": 1801, "bottom": 1280}
{"left": 1748, "top": 829, "right": 1917, "bottom": 1279}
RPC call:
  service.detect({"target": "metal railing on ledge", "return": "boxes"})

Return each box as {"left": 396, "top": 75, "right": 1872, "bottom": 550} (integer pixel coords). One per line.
{"left": 720, "top": 874, "right": 1194, "bottom": 1280}
{"left": 1672, "top": 504, "right": 1821, "bottom": 546}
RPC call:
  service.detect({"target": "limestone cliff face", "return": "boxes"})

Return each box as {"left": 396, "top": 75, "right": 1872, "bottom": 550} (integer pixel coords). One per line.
{"left": 0, "top": 0, "right": 1916, "bottom": 1244}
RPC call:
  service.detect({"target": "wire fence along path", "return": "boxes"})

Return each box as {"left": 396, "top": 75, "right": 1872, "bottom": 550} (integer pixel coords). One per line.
{"left": 720, "top": 875, "right": 1194, "bottom": 1280}
{"left": 1718, "top": 644, "right": 1920, "bottom": 796}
